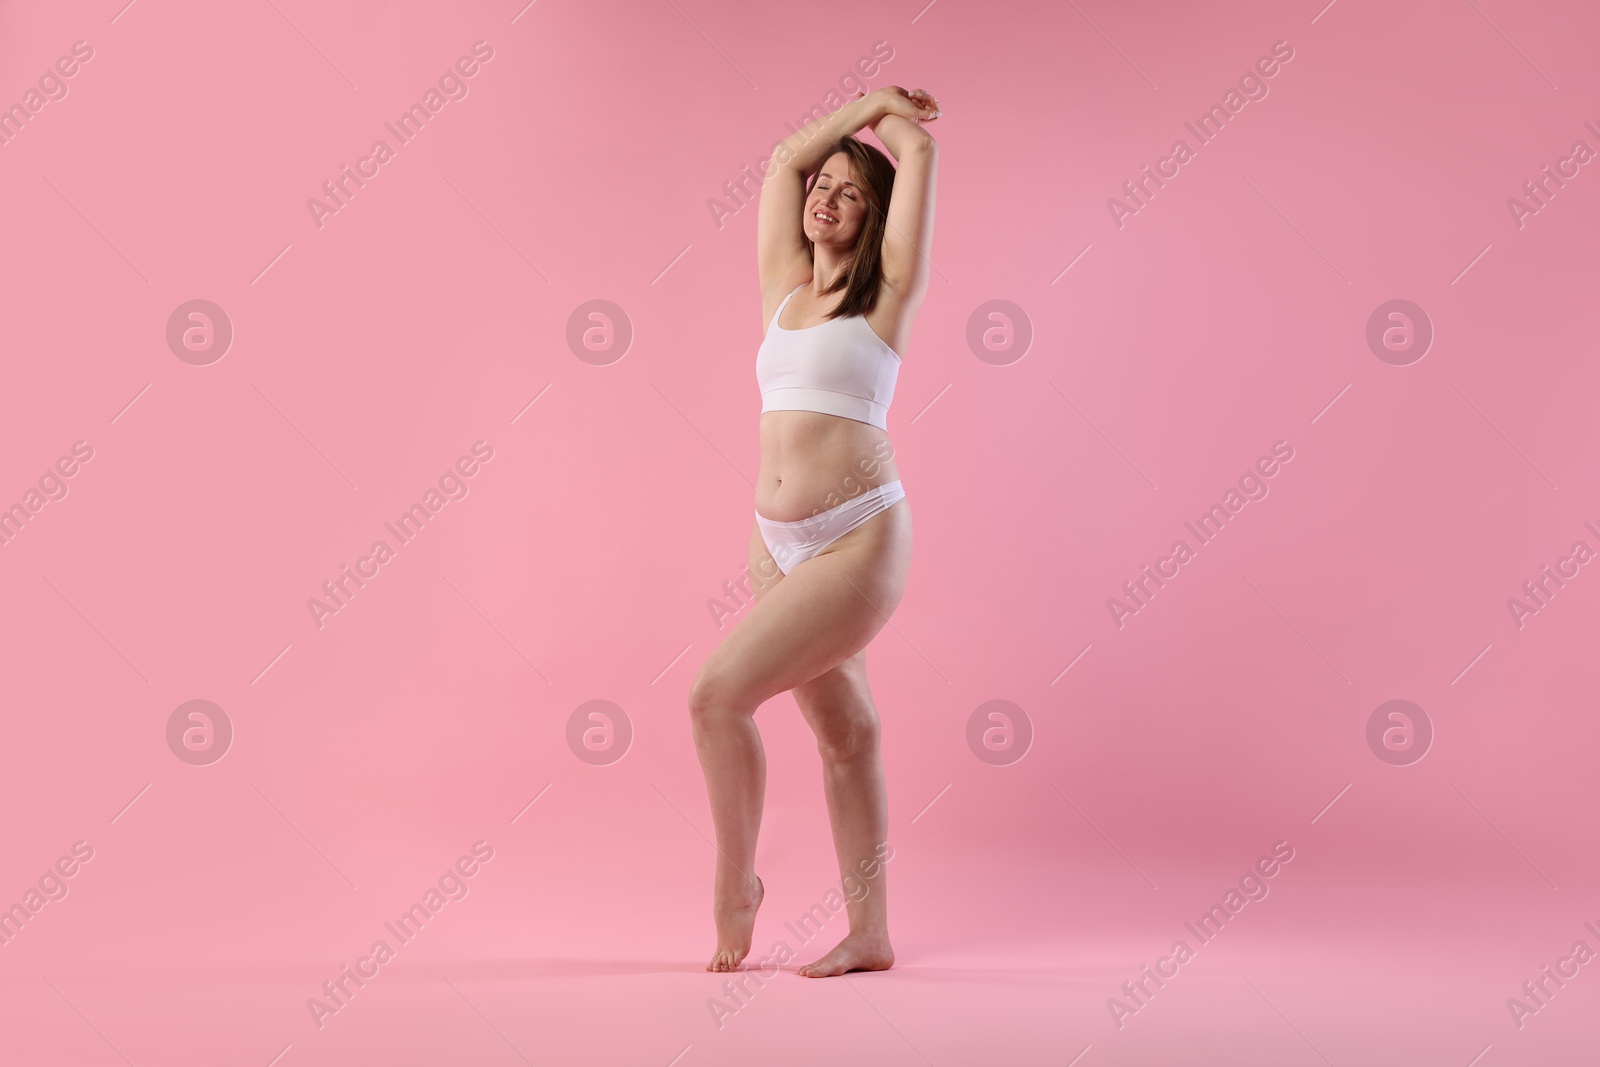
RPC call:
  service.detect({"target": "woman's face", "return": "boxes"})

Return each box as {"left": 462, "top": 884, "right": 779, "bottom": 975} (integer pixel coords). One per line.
{"left": 803, "top": 152, "right": 866, "bottom": 247}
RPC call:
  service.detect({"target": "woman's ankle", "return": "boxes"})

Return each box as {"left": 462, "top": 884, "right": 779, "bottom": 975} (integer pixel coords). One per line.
{"left": 714, "top": 872, "right": 762, "bottom": 907}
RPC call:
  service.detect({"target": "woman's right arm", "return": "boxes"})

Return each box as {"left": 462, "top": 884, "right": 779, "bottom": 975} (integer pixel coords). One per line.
{"left": 756, "top": 95, "right": 887, "bottom": 297}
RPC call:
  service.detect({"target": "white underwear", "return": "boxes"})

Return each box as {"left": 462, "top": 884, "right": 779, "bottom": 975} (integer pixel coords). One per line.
{"left": 755, "top": 480, "right": 906, "bottom": 575}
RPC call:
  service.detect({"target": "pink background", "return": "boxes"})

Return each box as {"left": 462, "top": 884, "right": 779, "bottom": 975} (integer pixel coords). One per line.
{"left": 3, "top": 0, "right": 1598, "bottom": 1063}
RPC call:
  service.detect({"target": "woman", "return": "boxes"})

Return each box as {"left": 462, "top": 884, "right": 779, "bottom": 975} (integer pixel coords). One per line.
{"left": 689, "top": 84, "right": 941, "bottom": 977}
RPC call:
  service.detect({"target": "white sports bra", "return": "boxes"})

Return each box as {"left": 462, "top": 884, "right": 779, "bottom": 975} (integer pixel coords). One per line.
{"left": 755, "top": 283, "right": 902, "bottom": 430}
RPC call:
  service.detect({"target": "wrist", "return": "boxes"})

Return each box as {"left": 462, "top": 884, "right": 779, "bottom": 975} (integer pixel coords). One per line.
{"left": 847, "top": 93, "right": 886, "bottom": 130}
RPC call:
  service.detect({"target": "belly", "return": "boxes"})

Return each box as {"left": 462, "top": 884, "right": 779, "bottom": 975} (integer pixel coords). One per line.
{"left": 755, "top": 411, "right": 900, "bottom": 522}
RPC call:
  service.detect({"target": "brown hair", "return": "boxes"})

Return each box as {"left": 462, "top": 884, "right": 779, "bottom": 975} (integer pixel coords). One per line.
{"left": 803, "top": 134, "right": 897, "bottom": 321}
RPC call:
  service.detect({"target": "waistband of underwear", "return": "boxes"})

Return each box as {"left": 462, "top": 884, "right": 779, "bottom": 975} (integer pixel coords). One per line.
{"left": 755, "top": 479, "right": 904, "bottom": 528}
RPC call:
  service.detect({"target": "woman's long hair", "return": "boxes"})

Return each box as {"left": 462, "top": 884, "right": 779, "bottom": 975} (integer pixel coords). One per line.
{"left": 803, "top": 134, "right": 897, "bottom": 321}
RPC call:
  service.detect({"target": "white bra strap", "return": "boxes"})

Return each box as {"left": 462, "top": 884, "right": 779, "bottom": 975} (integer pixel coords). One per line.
{"left": 771, "top": 284, "right": 804, "bottom": 329}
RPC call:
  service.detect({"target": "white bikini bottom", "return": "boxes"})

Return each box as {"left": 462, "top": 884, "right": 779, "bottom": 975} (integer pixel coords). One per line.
{"left": 755, "top": 480, "right": 906, "bottom": 575}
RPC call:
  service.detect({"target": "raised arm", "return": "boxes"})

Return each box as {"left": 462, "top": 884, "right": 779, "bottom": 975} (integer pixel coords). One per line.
{"left": 756, "top": 94, "right": 886, "bottom": 297}
{"left": 869, "top": 107, "right": 938, "bottom": 299}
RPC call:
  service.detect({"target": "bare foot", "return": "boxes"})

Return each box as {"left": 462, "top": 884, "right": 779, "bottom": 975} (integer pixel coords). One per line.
{"left": 797, "top": 932, "right": 894, "bottom": 978}
{"left": 707, "top": 875, "right": 763, "bottom": 972}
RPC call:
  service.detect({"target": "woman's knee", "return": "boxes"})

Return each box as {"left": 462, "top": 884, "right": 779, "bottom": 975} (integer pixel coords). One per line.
{"left": 805, "top": 699, "right": 880, "bottom": 763}
{"left": 687, "top": 668, "right": 718, "bottom": 722}
{"left": 688, "top": 664, "right": 750, "bottom": 724}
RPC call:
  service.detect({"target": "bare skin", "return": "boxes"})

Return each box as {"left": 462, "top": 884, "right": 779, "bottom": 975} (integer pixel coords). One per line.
{"left": 694, "top": 483, "right": 912, "bottom": 973}
{"left": 693, "top": 84, "right": 939, "bottom": 977}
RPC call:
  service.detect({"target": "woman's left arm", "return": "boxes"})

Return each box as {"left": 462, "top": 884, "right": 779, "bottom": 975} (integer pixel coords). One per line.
{"left": 871, "top": 107, "right": 939, "bottom": 297}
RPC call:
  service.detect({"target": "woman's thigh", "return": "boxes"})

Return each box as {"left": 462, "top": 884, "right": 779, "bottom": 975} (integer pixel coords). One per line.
{"left": 695, "top": 500, "right": 912, "bottom": 711}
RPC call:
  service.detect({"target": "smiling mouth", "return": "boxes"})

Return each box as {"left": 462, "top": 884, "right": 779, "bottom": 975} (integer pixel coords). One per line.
{"left": 813, "top": 210, "right": 838, "bottom": 225}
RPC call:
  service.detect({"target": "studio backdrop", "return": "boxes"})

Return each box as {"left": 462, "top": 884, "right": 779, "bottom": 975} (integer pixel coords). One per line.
{"left": 2, "top": 0, "right": 1598, "bottom": 1064}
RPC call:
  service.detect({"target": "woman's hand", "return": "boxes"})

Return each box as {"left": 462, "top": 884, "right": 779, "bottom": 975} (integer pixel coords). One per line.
{"left": 862, "top": 85, "right": 941, "bottom": 126}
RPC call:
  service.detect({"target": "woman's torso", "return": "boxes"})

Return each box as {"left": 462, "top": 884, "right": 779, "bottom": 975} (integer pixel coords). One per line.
{"left": 754, "top": 280, "right": 908, "bottom": 522}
